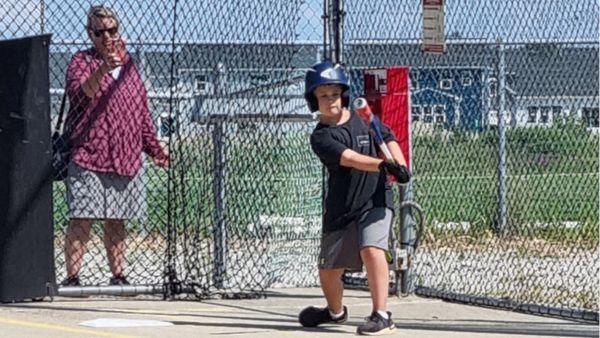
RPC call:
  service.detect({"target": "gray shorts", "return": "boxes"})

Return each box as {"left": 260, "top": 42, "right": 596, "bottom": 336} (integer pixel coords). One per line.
{"left": 66, "top": 162, "right": 146, "bottom": 220}
{"left": 318, "top": 207, "right": 393, "bottom": 270}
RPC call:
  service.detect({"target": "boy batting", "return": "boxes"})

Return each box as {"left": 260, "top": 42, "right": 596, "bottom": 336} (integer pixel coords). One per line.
{"left": 299, "top": 60, "right": 410, "bottom": 335}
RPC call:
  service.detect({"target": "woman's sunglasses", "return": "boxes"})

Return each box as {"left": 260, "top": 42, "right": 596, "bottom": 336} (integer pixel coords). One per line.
{"left": 91, "top": 27, "right": 119, "bottom": 38}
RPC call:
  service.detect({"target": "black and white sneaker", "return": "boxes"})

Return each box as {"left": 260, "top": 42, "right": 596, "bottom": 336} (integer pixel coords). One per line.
{"left": 59, "top": 276, "right": 81, "bottom": 287}
{"left": 109, "top": 275, "right": 130, "bottom": 286}
{"left": 298, "top": 305, "right": 348, "bottom": 327}
{"left": 356, "top": 311, "right": 395, "bottom": 335}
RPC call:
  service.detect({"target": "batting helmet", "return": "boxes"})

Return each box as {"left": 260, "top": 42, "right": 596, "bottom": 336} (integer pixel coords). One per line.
{"left": 304, "top": 60, "right": 350, "bottom": 112}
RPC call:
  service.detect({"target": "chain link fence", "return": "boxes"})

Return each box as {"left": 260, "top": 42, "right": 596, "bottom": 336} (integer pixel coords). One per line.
{"left": 3, "top": 0, "right": 325, "bottom": 297}
{"left": 2, "top": 0, "right": 598, "bottom": 322}
{"left": 342, "top": 0, "right": 599, "bottom": 322}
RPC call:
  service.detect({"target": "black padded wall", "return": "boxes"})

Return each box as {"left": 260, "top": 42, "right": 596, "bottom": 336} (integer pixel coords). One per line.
{"left": 0, "top": 35, "right": 55, "bottom": 302}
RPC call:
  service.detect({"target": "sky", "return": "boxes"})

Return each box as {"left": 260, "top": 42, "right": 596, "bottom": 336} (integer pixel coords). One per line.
{"left": 343, "top": 0, "right": 599, "bottom": 42}
{"left": 1, "top": 0, "right": 598, "bottom": 44}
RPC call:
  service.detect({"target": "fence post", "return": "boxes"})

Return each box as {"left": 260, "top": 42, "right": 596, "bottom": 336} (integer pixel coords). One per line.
{"left": 330, "top": 0, "right": 344, "bottom": 63}
{"left": 496, "top": 39, "right": 508, "bottom": 236}
{"left": 212, "top": 121, "right": 227, "bottom": 289}
{"left": 321, "top": 0, "right": 330, "bottom": 60}
{"left": 212, "top": 64, "right": 228, "bottom": 289}
{"left": 39, "top": 0, "right": 45, "bottom": 34}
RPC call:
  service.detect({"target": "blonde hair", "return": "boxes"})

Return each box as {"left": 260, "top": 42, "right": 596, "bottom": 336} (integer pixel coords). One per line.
{"left": 86, "top": 5, "right": 120, "bottom": 29}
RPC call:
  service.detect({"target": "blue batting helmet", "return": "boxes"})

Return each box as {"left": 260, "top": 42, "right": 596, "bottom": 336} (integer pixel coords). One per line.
{"left": 304, "top": 60, "right": 350, "bottom": 112}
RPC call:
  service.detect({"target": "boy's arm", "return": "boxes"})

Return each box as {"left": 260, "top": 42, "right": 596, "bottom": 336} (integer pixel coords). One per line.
{"left": 386, "top": 140, "right": 408, "bottom": 167}
{"left": 338, "top": 139, "right": 407, "bottom": 172}
{"left": 372, "top": 118, "right": 406, "bottom": 166}
{"left": 340, "top": 149, "right": 383, "bottom": 172}
{"left": 340, "top": 148, "right": 410, "bottom": 182}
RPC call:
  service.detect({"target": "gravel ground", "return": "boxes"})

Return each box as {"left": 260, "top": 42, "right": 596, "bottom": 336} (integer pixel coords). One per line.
{"left": 52, "top": 233, "right": 598, "bottom": 313}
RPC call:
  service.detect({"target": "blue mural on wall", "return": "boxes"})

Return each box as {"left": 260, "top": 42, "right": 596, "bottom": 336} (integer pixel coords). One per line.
{"left": 411, "top": 67, "right": 492, "bottom": 131}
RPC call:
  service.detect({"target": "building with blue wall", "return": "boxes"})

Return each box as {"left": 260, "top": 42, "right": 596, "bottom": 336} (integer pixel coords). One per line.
{"left": 409, "top": 67, "right": 491, "bottom": 131}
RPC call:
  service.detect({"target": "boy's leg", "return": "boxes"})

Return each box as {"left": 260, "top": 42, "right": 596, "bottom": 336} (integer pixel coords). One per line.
{"left": 319, "top": 268, "right": 345, "bottom": 313}
{"left": 356, "top": 208, "right": 396, "bottom": 335}
{"left": 299, "top": 268, "right": 348, "bottom": 327}
{"left": 360, "top": 246, "right": 388, "bottom": 312}
{"left": 300, "top": 225, "right": 359, "bottom": 328}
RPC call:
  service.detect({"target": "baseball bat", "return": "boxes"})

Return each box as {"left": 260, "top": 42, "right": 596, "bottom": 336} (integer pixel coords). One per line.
{"left": 353, "top": 98, "right": 395, "bottom": 163}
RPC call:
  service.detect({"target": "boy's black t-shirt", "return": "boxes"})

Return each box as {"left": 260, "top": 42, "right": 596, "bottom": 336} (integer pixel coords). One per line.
{"left": 310, "top": 111, "right": 396, "bottom": 233}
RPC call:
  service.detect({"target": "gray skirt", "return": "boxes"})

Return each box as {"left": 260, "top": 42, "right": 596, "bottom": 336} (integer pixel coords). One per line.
{"left": 66, "top": 162, "right": 146, "bottom": 220}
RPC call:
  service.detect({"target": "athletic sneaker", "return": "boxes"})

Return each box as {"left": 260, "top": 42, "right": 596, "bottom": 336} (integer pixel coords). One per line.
{"left": 59, "top": 276, "right": 81, "bottom": 287}
{"left": 356, "top": 311, "right": 395, "bottom": 335}
{"left": 298, "top": 305, "right": 348, "bottom": 327}
{"left": 109, "top": 275, "right": 130, "bottom": 286}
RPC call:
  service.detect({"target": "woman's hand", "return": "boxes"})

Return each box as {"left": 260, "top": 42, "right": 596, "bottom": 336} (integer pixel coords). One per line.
{"left": 101, "top": 39, "right": 124, "bottom": 72}
{"left": 153, "top": 149, "right": 170, "bottom": 168}
{"left": 101, "top": 51, "right": 123, "bottom": 72}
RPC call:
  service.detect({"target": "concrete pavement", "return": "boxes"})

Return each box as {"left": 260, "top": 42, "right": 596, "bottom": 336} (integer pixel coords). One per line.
{"left": 0, "top": 288, "right": 597, "bottom": 337}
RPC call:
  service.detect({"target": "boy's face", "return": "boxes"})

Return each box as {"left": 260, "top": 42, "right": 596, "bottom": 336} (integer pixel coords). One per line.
{"left": 314, "top": 84, "right": 344, "bottom": 117}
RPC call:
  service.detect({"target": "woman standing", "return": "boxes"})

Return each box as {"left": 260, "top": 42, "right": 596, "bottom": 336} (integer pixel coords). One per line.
{"left": 60, "top": 5, "right": 169, "bottom": 286}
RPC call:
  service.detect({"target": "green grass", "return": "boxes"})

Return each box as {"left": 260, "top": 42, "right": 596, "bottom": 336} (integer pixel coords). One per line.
{"left": 411, "top": 123, "right": 598, "bottom": 240}
{"left": 53, "top": 182, "right": 68, "bottom": 231}
{"left": 413, "top": 175, "right": 497, "bottom": 224}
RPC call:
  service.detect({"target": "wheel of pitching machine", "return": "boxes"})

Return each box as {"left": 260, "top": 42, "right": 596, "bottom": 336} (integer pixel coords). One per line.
{"left": 395, "top": 200, "right": 424, "bottom": 297}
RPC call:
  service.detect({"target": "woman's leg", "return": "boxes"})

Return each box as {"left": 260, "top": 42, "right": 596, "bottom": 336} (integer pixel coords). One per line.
{"left": 103, "top": 219, "right": 127, "bottom": 277}
{"left": 64, "top": 218, "right": 94, "bottom": 278}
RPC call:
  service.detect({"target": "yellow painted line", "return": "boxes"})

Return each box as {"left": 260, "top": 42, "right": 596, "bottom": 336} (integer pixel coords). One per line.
{"left": 0, "top": 316, "right": 135, "bottom": 338}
